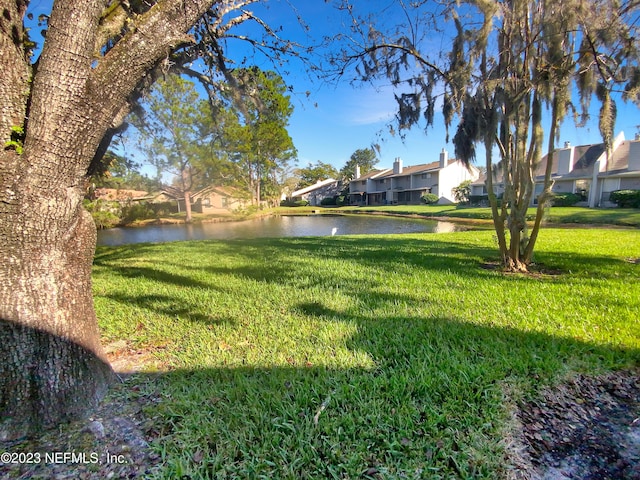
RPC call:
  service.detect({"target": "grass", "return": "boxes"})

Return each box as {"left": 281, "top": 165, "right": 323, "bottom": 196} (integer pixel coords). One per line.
{"left": 93, "top": 228, "right": 640, "bottom": 479}
{"left": 273, "top": 204, "right": 640, "bottom": 227}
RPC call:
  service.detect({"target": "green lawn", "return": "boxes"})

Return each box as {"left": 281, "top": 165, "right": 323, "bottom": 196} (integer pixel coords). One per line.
{"left": 274, "top": 205, "right": 640, "bottom": 227}
{"left": 93, "top": 228, "right": 640, "bottom": 479}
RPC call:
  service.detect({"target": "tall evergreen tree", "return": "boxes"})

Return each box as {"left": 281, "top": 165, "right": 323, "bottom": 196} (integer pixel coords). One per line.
{"left": 295, "top": 161, "right": 340, "bottom": 189}
{"left": 340, "top": 148, "right": 379, "bottom": 182}
{"left": 134, "top": 75, "right": 215, "bottom": 222}
{"left": 216, "top": 68, "right": 297, "bottom": 205}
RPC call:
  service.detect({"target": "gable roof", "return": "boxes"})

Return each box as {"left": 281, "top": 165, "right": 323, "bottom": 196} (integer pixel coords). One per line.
{"left": 472, "top": 138, "right": 611, "bottom": 186}
{"left": 599, "top": 139, "right": 640, "bottom": 176}
{"left": 352, "top": 168, "right": 393, "bottom": 181}
{"left": 534, "top": 143, "right": 606, "bottom": 180}
{"left": 193, "top": 185, "right": 246, "bottom": 199}
{"left": 382, "top": 161, "right": 441, "bottom": 178}
{"left": 155, "top": 185, "right": 182, "bottom": 199}
{"left": 291, "top": 178, "right": 339, "bottom": 197}
{"left": 373, "top": 158, "right": 472, "bottom": 180}
{"left": 94, "top": 188, "right": 149, "bottom": 201}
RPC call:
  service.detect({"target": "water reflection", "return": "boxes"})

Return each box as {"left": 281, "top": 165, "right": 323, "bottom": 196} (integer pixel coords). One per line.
{"left": 97, "top": 214, "right": 467, "bottom": 246}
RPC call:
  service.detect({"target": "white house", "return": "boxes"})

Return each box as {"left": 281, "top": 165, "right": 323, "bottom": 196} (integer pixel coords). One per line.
{"left": 470, "top": 131, "right": 640, "bottom": 207}
{"left": 289, "top": 178, "right": 342, "bottom": 206}
{"left": 349, "top": 149, "right": 479, "bottom": 205}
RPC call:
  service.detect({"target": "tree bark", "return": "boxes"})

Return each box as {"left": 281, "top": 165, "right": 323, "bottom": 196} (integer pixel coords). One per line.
{"left": 0, "top": 0, "right": 218, "bottom": 440}
{"left": 0, "top": 0, "right": 29, "bottom": 143}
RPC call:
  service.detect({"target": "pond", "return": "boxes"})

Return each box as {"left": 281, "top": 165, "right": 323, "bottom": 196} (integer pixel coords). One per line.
{"left": 96, "top": 214, "right": 468, "bottom": 246}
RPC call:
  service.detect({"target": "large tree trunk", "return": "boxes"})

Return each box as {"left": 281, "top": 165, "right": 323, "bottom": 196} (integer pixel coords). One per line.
{"left": 0, "top": 0, "right": 217, "bottom": 441}
{"left": 184, "top": 190, "right": 193, "bottom": 222}
{"left": 181, "top": 167, "right": 193, "bottom": 222}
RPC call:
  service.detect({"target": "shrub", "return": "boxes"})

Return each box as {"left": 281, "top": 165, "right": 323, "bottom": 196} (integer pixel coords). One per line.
{"left": 280, "top": 199, "right": 309, "bottom": 207}
{"left": 319, "top": 195, "right": 347, "bottom": 206}
{"left": 420, "top": 193, "right": 439, "bottom": 204}
{"left": 609, "top": 190, "right": 640, "bottom": 208}
{"left": 550, "top": 192, "right": 582, "bottom": 207}
{"left": 468, "top": 195, "right": 489, "bottom": 206}
{"left": 83, "top": 199, "right": 121, "bottom": 229}
{"left": 320, "top": 196, "right": 337, "bottom": 206}
{"left": 121, "top": 202, "right": 155, "bottom": 223}
{"left": 452, "top": 180, "right": 472, "bottom": 204}
{"left": 149, "top": 201, "right": 177, "bottom": 216}
{"left": 234, "top": 204, "right": 260, "bottom": 216}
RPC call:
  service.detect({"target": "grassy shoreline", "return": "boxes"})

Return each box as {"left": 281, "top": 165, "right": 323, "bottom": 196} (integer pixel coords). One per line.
{"left": 93, "top": 228, "right": 640, "bottom": 478}
{"left": 276, "top": 205, "right": 640, "bottom": 228}
{"left": 116, "top": 205, "right": 640, "bottom": 230}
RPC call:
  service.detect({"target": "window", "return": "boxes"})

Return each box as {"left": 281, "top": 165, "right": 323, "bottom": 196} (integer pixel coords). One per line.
{"left": 421, "top": 173, "right": 432, "bottom": 179}
{"left": 203, "top": 198, "right": 211, "bottom": 207}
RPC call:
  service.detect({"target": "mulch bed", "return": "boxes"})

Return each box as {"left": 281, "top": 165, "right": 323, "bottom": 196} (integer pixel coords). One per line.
{"left": 509, "top": 369, "right": 640, "bottom": 480}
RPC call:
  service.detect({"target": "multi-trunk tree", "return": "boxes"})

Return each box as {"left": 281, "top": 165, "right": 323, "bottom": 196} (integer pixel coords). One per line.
{"left": 336, "top": 0, "right": 640, "bottom": 271}
{"left": 0, "top": 0, "right": 303, "bottom": 440}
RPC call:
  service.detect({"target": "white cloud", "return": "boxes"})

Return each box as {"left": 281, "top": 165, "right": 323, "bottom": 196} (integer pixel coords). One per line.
{"left": 340, "top": 85, "right": 398, "bottom": 126}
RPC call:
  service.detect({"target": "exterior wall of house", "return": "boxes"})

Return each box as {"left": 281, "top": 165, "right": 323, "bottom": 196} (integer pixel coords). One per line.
{"left": 628, "top": 140, "right": 640, "bottom": 171}
{"left": 295, "top": 182, "right": 341, "bottom": 206}
{"left": 191, "top": 189, "right": 247, "bottom": 214}
{"left": 392, "top": 176, "right": 412, "bottom": 190}
{"left": 349, "top": 179, "right": 367, "bottom": 194}
{"left": 557, "top": 144, "right": 575, "bottom": 175}
{"left": 411, "top": 172, "right": 438, "bottom": 190}
{"left": 620, "top": 177, "right": 640, "bottom": 190}
{"left": 291, "top": 180, "right": 341, "bottom": 206}
{"left": 598, "top": 178, "right": 621, "bottom": 206}
{"left": 470, "top": 184, "right": 486, "bottom": 196}
{"left": 348, "top": 160, "right": 476, "bottom": 206}
{"left": 348, "top": 179, "right": 368, "bottom": 205}
{"left": 438, "top": 162, "right": 478, "bottom": 204}
{"left": 371, "top": 178, "right": 388, "bottom": 192}
{"left": 551, "top": 180, "right": 574, "bottom": 193}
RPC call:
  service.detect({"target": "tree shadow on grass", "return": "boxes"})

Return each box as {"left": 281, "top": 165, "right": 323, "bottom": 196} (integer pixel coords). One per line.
{"left": 197, "top": 234, "right": 636, "bottom": 287}
{"left": 95, "top": 234, "right": 638, "bottom": 293}
{"left": 80, "top": 234, "right": 640, "bottom": 477}
{"left": 127, "top": 308, "right": 637, "bottom": 480}
{"left": 94, "top": 262, "right": 220, "bottom": 291}
{"left": 2, "top": 308, "right": 638, "bottom": 478}
{"left": 104, "top": 293, "right": 236, "bottom": 326}
{"left": 92, "top": 234, "right": 639, "bottom": 336}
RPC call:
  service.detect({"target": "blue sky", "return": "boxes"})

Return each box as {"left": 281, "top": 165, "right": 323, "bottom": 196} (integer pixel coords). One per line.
{"left": 26, "top": 0, "right": 640, "bottom": 173}
{"left": 232, "top": 1, "right": 640, "bottom": 174}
